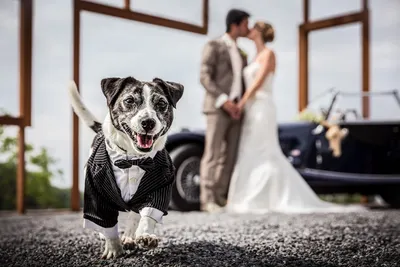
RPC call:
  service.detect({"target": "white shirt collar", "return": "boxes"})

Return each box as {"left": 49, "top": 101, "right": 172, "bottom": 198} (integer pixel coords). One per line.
{"left": 221, "top": 33, "right": 237, "bottom": 47}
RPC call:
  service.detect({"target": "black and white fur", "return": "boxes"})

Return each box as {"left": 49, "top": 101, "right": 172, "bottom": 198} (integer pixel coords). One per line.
{"left": 68, "top": 76, "right": 184, "bottom": 259}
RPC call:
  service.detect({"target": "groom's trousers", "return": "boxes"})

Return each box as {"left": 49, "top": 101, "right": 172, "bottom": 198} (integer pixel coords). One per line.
{"left": 200, "top": 110, "right": 242, "bottom": 206}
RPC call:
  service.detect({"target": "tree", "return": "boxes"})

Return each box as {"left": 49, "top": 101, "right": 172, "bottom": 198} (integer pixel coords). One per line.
{"left": 0, "top": 125, "right": 73, "bottom": 210}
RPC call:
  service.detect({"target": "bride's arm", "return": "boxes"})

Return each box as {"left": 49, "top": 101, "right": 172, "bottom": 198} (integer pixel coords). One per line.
{"left": 238, "top": 50, "right": 275, "bottom": 109}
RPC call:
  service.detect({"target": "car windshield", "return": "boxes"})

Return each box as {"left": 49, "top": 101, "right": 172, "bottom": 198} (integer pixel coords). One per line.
{"left": 300, "top": 89, "right": 400, "bottom": 123}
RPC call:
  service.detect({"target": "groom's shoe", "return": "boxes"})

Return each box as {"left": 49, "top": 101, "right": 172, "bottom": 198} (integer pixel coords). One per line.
{"left": 201, "top": 202, "right": 224, "bottom": 213}
{"left": 219, "top": 198, "right": 227, "bottom": 207}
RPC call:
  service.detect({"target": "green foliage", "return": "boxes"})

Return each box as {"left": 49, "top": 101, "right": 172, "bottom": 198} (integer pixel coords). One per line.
{"left": 0, "top": 125, "right": 76, "bottom": 210}
{"left": 296, "top": 109, "right": 324, "bottom": 123}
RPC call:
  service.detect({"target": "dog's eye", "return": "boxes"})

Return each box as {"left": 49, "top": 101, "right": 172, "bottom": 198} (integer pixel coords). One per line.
{"left": 124, "top": 97, "right": 135, "bottom": 105}
{"left": 157, "top": 101, "right": 167, "bottom": 111}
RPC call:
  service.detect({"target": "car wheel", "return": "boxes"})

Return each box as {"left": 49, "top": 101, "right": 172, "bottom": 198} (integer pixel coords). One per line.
{"left": 380, "top": 190, "right": 400, "bottom": 208}
{"left": 169, "top": 144, "right": 203, "bottom": 211}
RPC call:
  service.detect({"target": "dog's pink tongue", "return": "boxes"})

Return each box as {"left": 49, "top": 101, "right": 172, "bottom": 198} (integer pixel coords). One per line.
{"left": 137, "top": 135, "right": 153, "bottom": 148}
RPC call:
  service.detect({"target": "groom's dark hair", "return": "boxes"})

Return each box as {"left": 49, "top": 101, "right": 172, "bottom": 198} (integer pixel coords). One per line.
{"left": 226, "top": 9, "right": 250, "bottom": 33}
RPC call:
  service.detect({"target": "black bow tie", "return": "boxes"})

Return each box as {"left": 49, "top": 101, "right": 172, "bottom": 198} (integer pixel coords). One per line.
{"left": 113, "top": 157, "right": 155, "bottom": 171}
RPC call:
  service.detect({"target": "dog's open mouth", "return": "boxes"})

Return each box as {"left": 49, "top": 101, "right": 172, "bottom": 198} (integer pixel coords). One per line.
{"left": 121, "top": 123, "right": 160, "bottom": 151}
{"left": 136, "top": 133, "right": 154, "bottom": 149}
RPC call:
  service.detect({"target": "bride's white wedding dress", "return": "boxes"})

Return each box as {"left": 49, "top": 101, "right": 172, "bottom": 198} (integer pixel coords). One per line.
{"left": 225, "top": 61, "right": 366, "bottom": 214}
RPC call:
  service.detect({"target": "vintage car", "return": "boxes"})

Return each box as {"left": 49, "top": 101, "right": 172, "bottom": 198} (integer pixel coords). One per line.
{"left": 165, "top": 89, "right": 400, "bottom": 211}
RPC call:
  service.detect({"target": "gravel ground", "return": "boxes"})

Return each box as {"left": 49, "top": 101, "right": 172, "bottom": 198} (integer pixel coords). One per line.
{"left": 0, "top": 209, "right": 399, "bottom": 267}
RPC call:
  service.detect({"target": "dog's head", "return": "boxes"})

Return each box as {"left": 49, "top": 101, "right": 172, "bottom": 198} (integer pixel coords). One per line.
{"left": 101, "top": 76, "right": 184, "bottom": 154}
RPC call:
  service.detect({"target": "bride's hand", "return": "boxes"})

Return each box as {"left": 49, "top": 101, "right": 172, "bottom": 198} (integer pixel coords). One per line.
{"left": 237, "top": 100, "right": 245, "bottom": 111}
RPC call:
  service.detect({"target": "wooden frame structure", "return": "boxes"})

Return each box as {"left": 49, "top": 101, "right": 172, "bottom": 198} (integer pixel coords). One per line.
{"left": 1, "top": 0, "right": 371, "bottom": 214}
{"left": 298, "top": 0, "right": 370, "bottom": 118}
{"left": 0, "top": 0, "right": 33, "bottom": 214}
{"left": 70, "top": 0, "right": 209, "bottom": 211}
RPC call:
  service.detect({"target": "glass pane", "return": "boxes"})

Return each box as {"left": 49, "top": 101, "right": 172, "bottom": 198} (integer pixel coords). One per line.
{"left": 0, "top": 1, "right": 19, "bottom": 117}
{"left": 230, "top": 0, "right": 304, "bottom": 122}
{"left": 80, "top": 12, "right": 207, "bottom": 188}
{"left": 369, "top": 0, "right": 400, "bottom": 121}
{"left": 85, "top": 0, "right": 124, "bottom": 9}
{"left": 131, "top": 0, "right": 204, "bottom": 26}
{"left": 309, "top": 24, "right": 362, "bottom": 121}
{"left": 310, "top": 0, "right": 362, "bottom": 21}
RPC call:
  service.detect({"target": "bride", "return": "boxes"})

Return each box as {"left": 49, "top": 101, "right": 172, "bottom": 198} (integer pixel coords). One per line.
{"left": 225, "top": 21, "right": 366, "bottom": 214}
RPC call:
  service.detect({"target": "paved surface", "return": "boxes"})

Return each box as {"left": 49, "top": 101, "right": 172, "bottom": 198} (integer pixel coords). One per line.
{"left": 0, "top": 210, "right": 399, "bottom": 267}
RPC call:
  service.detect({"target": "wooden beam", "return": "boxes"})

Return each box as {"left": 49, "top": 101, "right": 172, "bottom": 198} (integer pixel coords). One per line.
{"left": 299, "top": 26, "right": 308, "bottom": 112}
{"left": 71, "top": 0, "right": 81, "bottom": 212}
{"left": 77, "top": 0, "right": 207, "bottom": 34}
{"left": 0, "top": 116, "right": 24, "bottom": 126}
{"left": 302, "top": 12, "right": 363, "bottom": 32}
{"left": 361, "top": 8, "right": 370, "bottom": 118}
{"left": 19, "top": 0, "right": 33, "bottom": 127}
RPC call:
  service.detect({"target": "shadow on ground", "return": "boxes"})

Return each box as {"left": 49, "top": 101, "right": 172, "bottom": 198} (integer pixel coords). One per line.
{"left": 123, "top": 241, "right": 340, "bottom": 267}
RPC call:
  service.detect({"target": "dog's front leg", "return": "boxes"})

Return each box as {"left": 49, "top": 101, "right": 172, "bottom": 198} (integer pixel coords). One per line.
{"left": 102, "top": 237, "right": 124, "bottom": 259}
{"left": 135, "top": 216, "right": 159, "bottom": 249}
{"left": 121, "top": 211, "right": 141, "bottom": 250}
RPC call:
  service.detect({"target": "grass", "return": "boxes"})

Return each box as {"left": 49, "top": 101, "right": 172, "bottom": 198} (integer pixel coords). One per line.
{"left": 319, "top": 194, "right": 364, "bottom": 204}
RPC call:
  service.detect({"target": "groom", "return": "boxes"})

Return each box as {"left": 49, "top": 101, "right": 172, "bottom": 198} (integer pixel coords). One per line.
{"left": 199, "top": 9, "right": 250, "bottom": 212}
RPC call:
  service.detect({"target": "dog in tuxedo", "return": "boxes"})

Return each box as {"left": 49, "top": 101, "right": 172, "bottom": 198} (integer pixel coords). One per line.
{"left": 68, "top": 76, "right": 184, "bottom": 259}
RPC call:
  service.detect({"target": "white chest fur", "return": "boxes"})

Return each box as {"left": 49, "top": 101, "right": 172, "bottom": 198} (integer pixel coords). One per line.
{"left": 105, "top": 141, "right": 157, "bottom": 202}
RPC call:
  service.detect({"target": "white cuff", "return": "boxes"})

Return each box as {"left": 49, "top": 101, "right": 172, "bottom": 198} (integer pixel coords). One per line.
{"left": 83, "top": 219, "right": 119, "bottom": 239}
{"left": 139, "top": 207, "right": 164, "bottom": 224}
{"left": 215, "top": 94, "right": 229, "bottom": 109}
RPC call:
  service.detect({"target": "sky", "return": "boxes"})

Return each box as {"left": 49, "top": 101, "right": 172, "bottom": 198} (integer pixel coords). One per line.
{"left": 0, "top": 0, "right": 399, "bottom": 190}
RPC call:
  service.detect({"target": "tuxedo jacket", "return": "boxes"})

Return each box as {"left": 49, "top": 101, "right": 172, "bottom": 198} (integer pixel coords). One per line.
{"left": 83, "top": 131, "right": 175, "bottom": 228}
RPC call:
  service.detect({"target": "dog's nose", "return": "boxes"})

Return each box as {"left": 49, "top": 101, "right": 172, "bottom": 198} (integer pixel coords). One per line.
{"left": 141, "top": 119, "right": 156, "bottom": 132}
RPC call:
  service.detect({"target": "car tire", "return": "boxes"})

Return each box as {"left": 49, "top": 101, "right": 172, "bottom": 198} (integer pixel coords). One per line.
{"left": 169, "top": 143, "right": 203, "bottom": 211}
{"left": 380, "top": 190, "right": 400, "bottom": 208}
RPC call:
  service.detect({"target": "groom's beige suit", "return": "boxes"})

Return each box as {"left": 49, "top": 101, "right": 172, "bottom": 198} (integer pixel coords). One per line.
{"left": 199, "top": 33, "right": 247, "bottom": 207}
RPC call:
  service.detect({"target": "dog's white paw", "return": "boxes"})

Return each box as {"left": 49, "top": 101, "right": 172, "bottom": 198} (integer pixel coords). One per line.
{"left": 101, "top": 238, "right": 125, "bottom": 259}
{"left": 121, "top": 235, "right": 137, "bottom": 250}
{"left": 135, "top": 233, "right": 160, "bottom": 249}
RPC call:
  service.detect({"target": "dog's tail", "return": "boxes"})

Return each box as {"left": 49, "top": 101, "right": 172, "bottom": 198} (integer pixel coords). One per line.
{"left": 67, "top": 80, "right": 102, "bottom": 133}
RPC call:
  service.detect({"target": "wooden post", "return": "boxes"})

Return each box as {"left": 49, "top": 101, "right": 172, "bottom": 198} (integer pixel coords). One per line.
{"left": 19, "top": 0, "right": 33, "bottom": 127}
{"left": 124, "top": 0, "right": 130, "bottom": 10}
{"left": 303, "top": 0, "right": 309, "bottom": 23}
{"left": 17, "top": 127, "right": 26, "bottom": 214}
{"left": 17, "top": 0, "right": 33, "bottom": 214}
{"left": 299, "top": 0, "right": 309, "bottom": 112}
{"left": 299, "top": 26, "right": 308, "bottom": 112}
{"left": 362, "top": 0, "right": 370, "bottom": 118}
{"left": 203, "top": 0, "right": 209, "bottom": 34}
{"left": 71, "top": 0, "right": 81, "bottom": 211}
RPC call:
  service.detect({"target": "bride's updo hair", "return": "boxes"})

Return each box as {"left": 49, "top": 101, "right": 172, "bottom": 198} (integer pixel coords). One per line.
{"left": 254, "top": 21, "right": 274, "bottom": 43}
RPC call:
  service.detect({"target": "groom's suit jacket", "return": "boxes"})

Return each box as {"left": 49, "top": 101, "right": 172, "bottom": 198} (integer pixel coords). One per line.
{"left": 200, "top": 36, "right": 247, "bottom": 114}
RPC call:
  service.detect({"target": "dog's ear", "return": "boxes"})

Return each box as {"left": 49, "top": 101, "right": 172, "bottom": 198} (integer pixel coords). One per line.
{"left": 153, "top": 77, "right": 184, "bottom": 108}
{"left": 101, "top": 77, "right": 137, "bottom": 107}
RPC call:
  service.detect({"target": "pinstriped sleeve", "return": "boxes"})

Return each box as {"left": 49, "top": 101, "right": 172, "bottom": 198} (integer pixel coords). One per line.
{"left": 83, "top": 133, "right": 119, "bottom": 229}
{"left": 139, "top": 150, "right": 175, "bottom": 216}
{"left": 83, "top": 172, "right": 119, "bottom": 228}
{"left": 139, "top": 176, "right": 173, "bottom": 216}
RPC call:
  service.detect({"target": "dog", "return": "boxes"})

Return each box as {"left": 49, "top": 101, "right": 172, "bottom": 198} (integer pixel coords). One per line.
{"left": 67, "top": 76, "right": 184, "bottom": 259}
